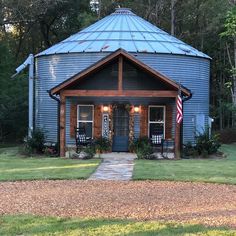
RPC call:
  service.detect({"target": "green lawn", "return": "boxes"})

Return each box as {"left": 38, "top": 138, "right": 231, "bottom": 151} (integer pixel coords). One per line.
{"left": 0, "top": 147, "right": 100, "bottom": 181}
{"left": 133, "top": 144, "right": 236, "bottom": 184}
{"left": 0, "top": 215, "right": 235, "bottom": 236}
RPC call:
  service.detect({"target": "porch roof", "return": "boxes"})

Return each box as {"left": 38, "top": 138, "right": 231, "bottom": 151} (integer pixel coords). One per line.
{"left": 50, "top": 49, "right": 191, "bottom": 97}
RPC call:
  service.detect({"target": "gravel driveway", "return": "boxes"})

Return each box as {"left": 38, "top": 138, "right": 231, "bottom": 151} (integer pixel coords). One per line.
{"left": 1, "top": 180, "right": 236, "bottom": 228}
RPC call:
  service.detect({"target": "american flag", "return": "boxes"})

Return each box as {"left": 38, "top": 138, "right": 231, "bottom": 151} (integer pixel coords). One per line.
{"left": 176, "top": 95, "right": 183, "bottom": 124}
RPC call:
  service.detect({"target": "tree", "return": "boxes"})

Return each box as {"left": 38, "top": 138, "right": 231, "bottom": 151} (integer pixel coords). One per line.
{"left": 1, "top": 0, "right": 97, "bottom": 59}
{"left": 221, "top": 6, "right": 236, "bottom": 105}
{"left": 0, "top": 0, "right": 97, "bottom": 142}
{"left": 0, "top": 41, "right": 28, "bottom": 141}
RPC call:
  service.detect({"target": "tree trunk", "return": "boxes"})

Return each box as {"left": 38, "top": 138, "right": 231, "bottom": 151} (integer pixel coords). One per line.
{"left": 233, "top": 39, "right": 236, "bottom": 106}
{"left": 98, "top": 0, "right": 101, "bottom": 19}
{"left": 171, "top": 0, "right": 176, "bottom": 36}
{"left": 232, "top": 38, "right": 236, "bottom": 126}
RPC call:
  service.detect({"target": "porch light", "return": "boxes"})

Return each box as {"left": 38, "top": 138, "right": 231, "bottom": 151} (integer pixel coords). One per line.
{"left": 134, "top": 106, "right": 140, "bottom": 113}
{"left": 103, "top": 105, "right": 109, "bottom": 112}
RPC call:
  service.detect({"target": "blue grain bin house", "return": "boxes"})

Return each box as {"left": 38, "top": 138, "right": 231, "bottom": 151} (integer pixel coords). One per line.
{"left": 35, "top": 8, "right": 210, "bottom": 157}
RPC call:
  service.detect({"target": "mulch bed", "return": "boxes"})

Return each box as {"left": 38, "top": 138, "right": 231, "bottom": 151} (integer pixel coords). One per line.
{"left": 0, "top": 180, "right": 236, "bottom": 228}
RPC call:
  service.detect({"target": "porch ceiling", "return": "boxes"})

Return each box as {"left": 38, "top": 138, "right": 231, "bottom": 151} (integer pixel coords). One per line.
{"left": 50, "top": 48, "right": 191, "bottom": 97}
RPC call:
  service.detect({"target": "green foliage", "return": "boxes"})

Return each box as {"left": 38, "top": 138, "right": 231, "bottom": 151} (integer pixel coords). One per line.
{"left": 221, "top": 6, "right": 236, "bottom": 38}
{"left": 183, "top": 142, "right": 198, "bottom": 158}
{"left": 225, "top": 81, "right": 233, "bottom": 89}
{"left": 133, "top": 144, "right": 236, "bottom": 184}
{"left": 0, "top": 148, "right": 100, "bottom": 181}
{"left": 94, "top": 137, "right": 111, "bottom": 153}
{"left": 0, "top": 42, "right": 28, "bottom": 142}
{"left": 24, "top": 129, "right": 45, "bottom": 155}
{"left": 0, "top": 215, "right": 235, "bottom": 236}
{"left": 136, "top": 145, "right": 154, "bottom": 160}
{"left": 131, "top": 137, "right": 150, "bottom": 151}
{"left": 83, "top": 145, "right": 96, "bottom": 159}
{"left": 195, "top": 131, "right": 221, "bottom": 156}
{"left": 131, "top": 137, "right": 153, "bottom": 159}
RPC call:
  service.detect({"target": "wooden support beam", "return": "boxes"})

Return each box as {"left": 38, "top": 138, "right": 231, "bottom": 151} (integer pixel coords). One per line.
{"left": 60, "top": 95, "right": 66, "bottom": 157}
{"left": 174, "top": 96, "right": 181, "bottom": 159}
{"left": 118, "top": 56, "right": 123, "bottom": 91}
{"left": 61, "top": 90, "right": 178, "bottom": 98}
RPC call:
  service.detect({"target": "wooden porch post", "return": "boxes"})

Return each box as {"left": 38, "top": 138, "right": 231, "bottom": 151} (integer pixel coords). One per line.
{"left": 60, "top": 94, "right": 66, "bottom": 157}
{"left": 174, "top": 96, "right": 181, "bottom": 159}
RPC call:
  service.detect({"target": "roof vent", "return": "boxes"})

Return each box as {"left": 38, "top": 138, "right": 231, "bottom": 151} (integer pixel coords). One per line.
{"left": 113, "top": 8, "right": 135, "bottom": 15}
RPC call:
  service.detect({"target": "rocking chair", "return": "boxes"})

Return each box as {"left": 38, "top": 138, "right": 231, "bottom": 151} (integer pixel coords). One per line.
{"left": 75, "top": 127, "right": 92, "bottom": 153}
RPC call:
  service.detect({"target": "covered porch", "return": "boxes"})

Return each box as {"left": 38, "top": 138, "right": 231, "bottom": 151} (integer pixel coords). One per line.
{"left": 50, "top": 49, "right": 191, "bottom": 157}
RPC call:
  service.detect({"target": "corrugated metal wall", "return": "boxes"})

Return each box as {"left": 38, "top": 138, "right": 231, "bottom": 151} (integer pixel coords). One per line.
{"left": 136, "top": 53, "right": 210, "bottom": 144}
{"left": 35, "top": 52, "right": 210, "bottom": 145}
{"left": 35, "top": 53, "right": 109, "bottom": 141}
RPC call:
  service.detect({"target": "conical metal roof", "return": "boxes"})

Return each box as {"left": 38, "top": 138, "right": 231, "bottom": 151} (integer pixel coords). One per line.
{"left": 36, "top": 8, "right": 210, "bottom": 59}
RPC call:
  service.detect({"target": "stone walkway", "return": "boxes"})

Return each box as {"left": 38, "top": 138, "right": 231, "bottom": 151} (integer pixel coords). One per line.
{"left": 89, "top": 153, "right": 136, "bottom": 180}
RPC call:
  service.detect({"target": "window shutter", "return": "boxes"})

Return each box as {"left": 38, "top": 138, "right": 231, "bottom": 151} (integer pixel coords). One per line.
{"left": 94, "top": 105, "right": 102, "bottom": 138}
{"left": 70, "top": 104, "right": 77, "bottom": 138}
{"left": 165, "top": 104, "right": 173, "bottom": 139}
{"left": 140, "top": 105, "right": 148, "bottom": 137}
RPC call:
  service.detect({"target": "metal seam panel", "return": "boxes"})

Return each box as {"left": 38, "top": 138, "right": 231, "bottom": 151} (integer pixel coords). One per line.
{"left": 36, "top": 9, "right": 210, "bottom": 59}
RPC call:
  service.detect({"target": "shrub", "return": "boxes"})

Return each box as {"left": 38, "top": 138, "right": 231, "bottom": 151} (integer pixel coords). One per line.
{"left": 136, "top": 144, "right": 153, "bottom": 159}
{"left": 83, "top": 145, "right": 95, "bottom": 159}
{"left": 94, "top": 136, "right": 111, "bottom": 153}
{"left": 132, "top": 137, "right": 153, "bottom": 159}
{"left": 183, "top": 142, "right": 198, "bottom": 158}
{"left": 24, "top": 129, "right": 45, "bottom": 155}
{"left": 131, "top": 137, "right": 150, "bottom": 151}
{"left": 195, "top": 131, "right": 221, "bottom": 156}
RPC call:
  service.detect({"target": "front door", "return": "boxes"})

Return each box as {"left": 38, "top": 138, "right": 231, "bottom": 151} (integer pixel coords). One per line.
{"left": 112, "top": 105, "right": 129, "bottom": 152}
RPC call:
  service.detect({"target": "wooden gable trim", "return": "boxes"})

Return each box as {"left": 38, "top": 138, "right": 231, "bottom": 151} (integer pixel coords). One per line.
{"left": 61, "top": 90, "right": 178, "bottom": 97}
{"left": 118, "top": 56, "right": 123, "bottom": 91}
{"left": 51, "top": 49, "right": 123, "bottom": 95}
{"left": 51, "top": 48, "right": 190, "bottom": 97}
{"left": 120, "top": 53, "right": 190, "bottom": 96}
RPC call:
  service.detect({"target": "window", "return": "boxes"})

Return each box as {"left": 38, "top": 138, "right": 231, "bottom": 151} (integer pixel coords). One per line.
{"left": 148, "top": 106, "right": 165, "bottom": 138}
{"left": 77, "top": 105, "right": 94, "bottom": 138}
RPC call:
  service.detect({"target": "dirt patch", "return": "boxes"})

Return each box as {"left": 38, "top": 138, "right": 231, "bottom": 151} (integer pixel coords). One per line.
{"left": 0, "top": 180, "right": 236, "bottom": 228}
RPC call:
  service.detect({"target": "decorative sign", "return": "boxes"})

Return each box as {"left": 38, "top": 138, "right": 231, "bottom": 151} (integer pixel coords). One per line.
{"left": 102, "top": 113, "right": 109, "bottom": 138}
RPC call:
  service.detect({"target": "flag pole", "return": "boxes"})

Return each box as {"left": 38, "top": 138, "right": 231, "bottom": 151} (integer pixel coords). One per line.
{"left": 174, "top": 102, "right": 181, "bottom": 159}
{"left": 175, "top": 82, "right": 182, "bottom": 159}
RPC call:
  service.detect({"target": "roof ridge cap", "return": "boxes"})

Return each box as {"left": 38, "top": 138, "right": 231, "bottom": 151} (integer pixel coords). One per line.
{"left": 112, "top": 8, "right": 135, "bottom": 15}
